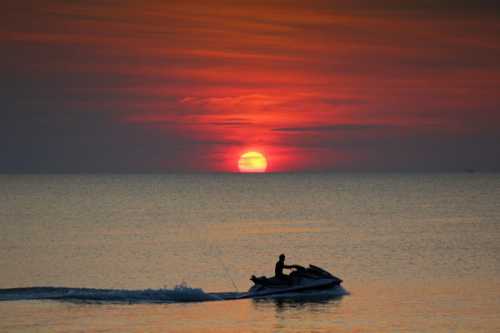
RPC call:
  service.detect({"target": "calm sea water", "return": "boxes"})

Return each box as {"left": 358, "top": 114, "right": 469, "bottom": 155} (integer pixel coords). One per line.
{"left": 1, "top": 174, "right": 499, "bottom": 332}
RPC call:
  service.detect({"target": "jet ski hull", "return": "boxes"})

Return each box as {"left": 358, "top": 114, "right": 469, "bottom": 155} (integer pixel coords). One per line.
{"left": 240, "top": 278, "right": 340, "bottom": 299}
{"left": 240, "top": 265, "right": 343, "bottom": 299}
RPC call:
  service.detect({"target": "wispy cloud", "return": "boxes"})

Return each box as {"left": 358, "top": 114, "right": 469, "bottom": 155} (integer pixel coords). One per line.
{"left": 272, "top": 124, "right": 394, "bottom": 132}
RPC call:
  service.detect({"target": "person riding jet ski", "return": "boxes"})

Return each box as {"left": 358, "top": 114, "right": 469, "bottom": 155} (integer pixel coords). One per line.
{"left": 250, "top": 254, "right": 306, "bottom": 287}
{"left": 246, "top": 255, "right": 343, "bottom": 297}
{"left": 275, "top": 253, "right": 297, "bottom": 285}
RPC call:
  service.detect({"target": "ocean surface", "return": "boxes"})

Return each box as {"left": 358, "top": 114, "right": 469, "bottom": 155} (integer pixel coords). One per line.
{"left": 0, "top": 173, "right": 499, "bottom": 332}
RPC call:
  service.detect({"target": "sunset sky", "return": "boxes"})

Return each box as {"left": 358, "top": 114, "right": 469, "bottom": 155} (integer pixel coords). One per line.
{"left": 2, "top": 1, "right": 500, "bottom": 172}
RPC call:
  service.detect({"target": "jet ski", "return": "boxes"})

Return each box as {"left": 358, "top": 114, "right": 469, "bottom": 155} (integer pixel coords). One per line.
{"left": 239, "top": 264, "right": 343, "bottom": 299}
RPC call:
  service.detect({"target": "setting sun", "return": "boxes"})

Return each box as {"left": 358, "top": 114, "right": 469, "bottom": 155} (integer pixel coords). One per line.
{"left": 238, "top": 151, "right": 268, "bottom": 173}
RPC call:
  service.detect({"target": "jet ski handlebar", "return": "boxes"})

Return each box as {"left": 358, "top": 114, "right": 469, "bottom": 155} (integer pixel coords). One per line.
{"left": 290, "top": 264, "right": 306, "bottom": 272}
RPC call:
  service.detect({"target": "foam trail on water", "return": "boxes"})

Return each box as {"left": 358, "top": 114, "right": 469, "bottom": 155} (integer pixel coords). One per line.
{"left": 0, "top": 284, "right": 223, "bottom": 303}
{"left": 0, "top": 285, "right": 348, "bottom": 303}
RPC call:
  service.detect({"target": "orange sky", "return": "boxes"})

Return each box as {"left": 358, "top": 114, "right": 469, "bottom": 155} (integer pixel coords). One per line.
{"left": 2, "top": 1, "right": 500, "bottom": 172}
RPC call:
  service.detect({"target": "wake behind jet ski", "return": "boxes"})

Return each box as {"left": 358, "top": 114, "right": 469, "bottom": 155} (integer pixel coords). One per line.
{"left": 240, "top": 254, "right": 343, "bottom": 299}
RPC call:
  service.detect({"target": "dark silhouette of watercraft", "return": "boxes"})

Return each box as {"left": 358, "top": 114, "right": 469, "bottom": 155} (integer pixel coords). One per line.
{"left": 239, "top": 264, "right": 343, "bottom": 298}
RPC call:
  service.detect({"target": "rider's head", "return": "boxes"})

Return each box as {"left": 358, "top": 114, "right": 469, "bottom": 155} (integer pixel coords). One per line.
{"left": 279, "top": 254, "right": 285, "bottom": 261}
